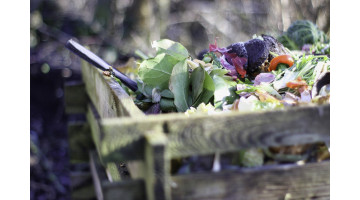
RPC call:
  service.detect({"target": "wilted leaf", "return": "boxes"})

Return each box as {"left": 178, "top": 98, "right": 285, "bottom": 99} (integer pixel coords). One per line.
{"left": 169, "top": 59, "right": 190, "bottom": 112}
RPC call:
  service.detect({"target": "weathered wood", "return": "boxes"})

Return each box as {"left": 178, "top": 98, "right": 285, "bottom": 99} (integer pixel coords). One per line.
{"left": 90, "top": 151, "right": 106, "bottom": 200}
{"left": 171, "top": 161, "right": 330, "bottom": 200}
{"left": 106, "top": 163, "right": 121, "bottom": 182}
{"left": 86, "top": 103, "right": 103, "bottom": 158}
{"left": 70, "top": 171, "right": 96, "bottom": 200}
{"left": 166, "top": 104, "right": 330, "bottom": 158}
{"left": 64, "top": 81, "right": 88, "bottom": 114}
{"left": 81, "top": 61, "right": 144, "bottom": 119}
{"left": 68, "top": 122, "right": 94, "bottom": 163}
{"left": 96, "top": 104, "right": 329, "bottom": 161}
{"left": 144, "top": 130, "right": 171, "bottom": 200}
{"left": 89, "top": 151, "right": 146, "bottom": 200}
{"left": 86, "top": 103, "right": 145, "bottom": 162}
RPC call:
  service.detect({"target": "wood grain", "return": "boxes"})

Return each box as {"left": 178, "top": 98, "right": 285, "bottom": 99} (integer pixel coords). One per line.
{"left": 97, "top": 104, "right": 329, "bottom": 161}
{"left": 81, "top": 61, "right": 144, "bottom": 119}
{"left": 64, "top": 81, "right": 88, "bottom": 114}
{"left": 171, "top": 161, "right": 330, "bottom": 200}
{"left": 144, "top": 130, "right": 171, "bottom": 200}
{"left": 89, "top": 151, "right": 146, "bottom": 200}
{"left": 67, "top": 122, "right": 94, "bottom": 163}
{"left": 70, "top": 171, "right": 96, "bottom": 200}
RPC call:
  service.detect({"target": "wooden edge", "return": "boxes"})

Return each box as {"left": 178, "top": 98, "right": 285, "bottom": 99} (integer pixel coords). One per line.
{"left": 171, "top": 161, "right": 330, "bottom": 200}
{"left": 105, "top": 163, "right": 121, "bottom": 182}
{"left": 89, "top": 151, "right": 146, "bottom": 200}
{"left": 64, "top": 81, "right": 88, "bottom": 114}
{"left": 67, "top": 121, "right": 94, "bottom": 163}
{"left": 86, "top": 102, "right": 145, "bottom": 162}
{"left": 81, "top": 60, "right": 144, "bottom": 119}
{"left": 89, "top": 151, "right": 106, "bottom": 200}
{"left": 86, "top": 103, "right": 102, "bottom": 159}
{"left": 144, "top": 130, "right": 171, "bottom": 200}
{"left": 98, "top": 104, "right": 329, "bottom": 161}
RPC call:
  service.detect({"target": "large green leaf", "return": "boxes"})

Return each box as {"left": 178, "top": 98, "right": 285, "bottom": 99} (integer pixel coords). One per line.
{"left": 190, "top": 67, "right": 205, "bottom": 102}
{"left": 151, "top": 39, "right": 189, "bottom": 61}
{"left": 210, "top": 69, "right": 237, "bottom": 102}
{"left": 192, "top": 69, "right": 215, "bottom": 107}
{"left": 169, "top": 60, "right": 190, "bottom": 112}
{"left": 138, "top": 53, "right": 179, "bottom": 90}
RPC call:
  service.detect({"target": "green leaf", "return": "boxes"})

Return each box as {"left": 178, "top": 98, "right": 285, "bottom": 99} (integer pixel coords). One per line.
{"left": 159, "top": 98, "right": 177, "bottom": 112}
{"left": 151, "top": 39, "right": 189, "bottom": 61}
{"left": 160, "top": 89, "right": 174, "bottom": 99}
{"left": 192, "top": 69, "right": 215, "bottom": 107}
{"left": 169, "top": 60, "right": 190, "bottom": 112}
{"left": 138, "top": 53, "right": 179, "bottom": 90}
{"left": 210, "top": 69, "right": 237, "bottom": 102}
{"left": 190, "top": 67, "right": 206, "bottom": 102}
{"left": 136, "top": 80, "right": 153, "bottom": 98}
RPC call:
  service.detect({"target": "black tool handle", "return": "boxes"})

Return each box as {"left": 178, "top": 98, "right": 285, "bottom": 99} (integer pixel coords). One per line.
{"left": 65, "top": 39, "right": 138, "bottom": 92}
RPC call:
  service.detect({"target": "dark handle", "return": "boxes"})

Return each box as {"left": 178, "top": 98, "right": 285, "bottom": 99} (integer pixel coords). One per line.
{"left": 65, "top": 39, "right": 138, "bottom": 92}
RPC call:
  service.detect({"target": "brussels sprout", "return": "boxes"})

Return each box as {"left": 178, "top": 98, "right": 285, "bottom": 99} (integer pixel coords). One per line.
{"left": 279, "top": 20, "right": 329, "bottom": 50}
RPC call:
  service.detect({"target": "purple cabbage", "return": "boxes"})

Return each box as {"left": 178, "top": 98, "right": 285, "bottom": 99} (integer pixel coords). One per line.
{"left": 253, "top": 73, "right": 275, "bottom": 86}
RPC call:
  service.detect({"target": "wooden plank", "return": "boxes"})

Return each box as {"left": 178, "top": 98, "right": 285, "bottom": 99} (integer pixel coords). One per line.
{"left": 171, "top": 161, "right": 330, "bottom": 200}
{"left": 64, "top": 81, "right": 88, "bottom": 114}
{"left": 68, "top": 122, "right": 94, "bottom": 163}
{"left": 144, "top": 130, "right": 171, "bottom": 200}
{"left": 89, "top": 151, "right": 146, "bottom": 200}
{"left": 166, "top": 104, "right": 330, "bottom": 158}
{"left": 97, "top": 104, "right": 329, "bottom": 161}
{"left": 86, "top": 102, "right": 146, "bottom": 181}
{"left": 89, "top": 151, "right": 106, "bottom": 200}
{"left": 86, "top": 103, "right": 103, "bottom": 159}
{"left": 70, "top": 171, "right": 96, "bottom": 200}
{"left": 86, "top": 103, "right": 145, "bottom": 162}
{"left": 81, "top": 61, "right": 144, "bottom": 119}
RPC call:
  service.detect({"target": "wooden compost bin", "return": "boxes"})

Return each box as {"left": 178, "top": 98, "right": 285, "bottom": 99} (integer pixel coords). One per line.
{"left": 65, "top": 61, "right": 330, "bottom": 200}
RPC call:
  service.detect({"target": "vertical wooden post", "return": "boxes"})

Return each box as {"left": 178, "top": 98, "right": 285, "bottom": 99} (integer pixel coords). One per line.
{"left": 144, "top": 129, "right": 171, "bottom": 200}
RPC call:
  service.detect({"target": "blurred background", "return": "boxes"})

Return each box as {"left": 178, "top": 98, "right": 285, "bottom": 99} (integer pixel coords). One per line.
{"left": 30, "top": 0, "right": 329, "bottom": 199}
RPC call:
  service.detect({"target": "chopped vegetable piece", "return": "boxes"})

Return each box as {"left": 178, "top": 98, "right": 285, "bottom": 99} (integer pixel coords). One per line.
{"left": 253, "top": 73, "right": 275, "bottom": 86}
{"left": 268, "top": 55, "right": 294, "bottom": 71}
{"left": 286, "top": 77, "right": 308, "bottom": 89}
{"left": 232, "top": 56, "right": 247, "bottom": 78}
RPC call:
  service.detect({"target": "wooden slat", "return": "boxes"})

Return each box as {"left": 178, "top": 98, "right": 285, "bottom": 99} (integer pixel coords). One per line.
{"left": 81, "top": 61, "right": 144, "bottom": 119}
{"left": 64, "top": 81, "right": 88, "bottom": 114}
{"left": 166, "top": 104, "right": 330, "bottom": 158}
{"left": 68, "top": 122, "right": 94, "bottom": 163}
{"left": 86, "top": 103, "right": 145, "bottom": 162}
{"left": 86, "top": 102, "right": 146, "bottom": 180}
{"left": 97, "top": 104, "right": 329, "bottom": 161}
{"left": 144, "top": 130, "right": 171, "bottom": 200}
{"left": 70, "top": 171, "right": 96, "bottom": 200}
{"left": 171, "top": 161, "right": 330, "bottom": 200}
{"left": 89, "top": 151, "right": 146, "bottom": 200}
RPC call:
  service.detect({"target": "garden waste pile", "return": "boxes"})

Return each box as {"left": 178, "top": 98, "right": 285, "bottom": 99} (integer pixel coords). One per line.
{"left": 111, "top": 20, "right": 330, "bottom": 172}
